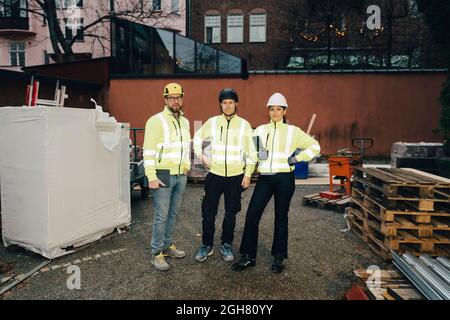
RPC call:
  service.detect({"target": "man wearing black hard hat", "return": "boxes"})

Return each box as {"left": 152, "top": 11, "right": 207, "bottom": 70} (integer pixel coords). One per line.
{"left": 193, "top": 88, "right": 256, "bottom": 263}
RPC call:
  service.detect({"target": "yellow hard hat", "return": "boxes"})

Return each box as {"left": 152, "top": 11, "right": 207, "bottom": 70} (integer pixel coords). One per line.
{"left": 163, "top": 83, "right": 184, "bottom": 97}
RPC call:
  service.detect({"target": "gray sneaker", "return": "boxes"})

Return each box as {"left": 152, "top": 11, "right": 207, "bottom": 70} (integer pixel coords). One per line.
{"left": 220, "top": 243, "right": 234, "bottom": 262}
{"left": 164, "top": 244, "right": 186, "bottom": 258}
{"left": 195, "top": 244, "right": 213, "bottom": 262}
{"left": 151, "top": 252, "right": 170, "bottom": 271}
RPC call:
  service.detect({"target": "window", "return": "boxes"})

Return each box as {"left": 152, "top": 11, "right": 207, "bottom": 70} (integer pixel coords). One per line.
{"left": 175, "top": 33, "right": 195, "bottom": 73}
{"left": 152, "top": 0, "right": 161, "bottom": 11}
{"left": 61, "top": 18, "right": 84, "bottom": 41}
{"left": 227, "top": 12, "right": 243, "bottom": 43}
{"left": 10, "top": 42, "right": 25, "bottom": 67}
{"left": 1, "top": 0, "right": 27, "bottom": 18}
{"left": 171, "top": 0, "right": 179, "bottom": 13}
{"left": 250, "top": 11, "right": 266, "bottom": 43}
{"left": 56, "top": 0, "right": 83, "bottom": 9}
{"left": 110, "top": 18, "right": 245, "bottom": 77}
{"left": 409, "top": 0, "right": 419, "bottom": 16}
{"left": 205, "top": 13, "right": 220, "bottom": 43}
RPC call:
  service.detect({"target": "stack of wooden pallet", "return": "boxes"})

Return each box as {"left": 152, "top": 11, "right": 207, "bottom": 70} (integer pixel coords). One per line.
{"left": 348, "top": 167, "right": 450, "bottom": 260}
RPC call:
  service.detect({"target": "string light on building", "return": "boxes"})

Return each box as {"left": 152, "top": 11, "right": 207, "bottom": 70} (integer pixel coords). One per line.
{"left": 360, "top": 26, "right": 384, "bottom": 38}
{"left": 335, "top": 27, "right": 348, "bottom": 37}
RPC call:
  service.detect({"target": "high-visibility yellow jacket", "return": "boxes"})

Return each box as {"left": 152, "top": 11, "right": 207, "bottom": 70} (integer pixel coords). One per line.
{"left": 254, "top": 120, "right": 320, "bottom": 174}
{"left": 143, "top": 106, "right": 191, "bottom": 181}
{"left": 194, "top": 114, "right": 256, "bottom": 178}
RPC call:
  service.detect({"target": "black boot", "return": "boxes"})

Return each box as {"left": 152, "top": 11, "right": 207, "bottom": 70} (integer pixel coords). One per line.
{"left": 231, "top": 254, "right": 256, "bottom": 272}
{"left": 271, "top": 254, "right": 284, "bottom": 273}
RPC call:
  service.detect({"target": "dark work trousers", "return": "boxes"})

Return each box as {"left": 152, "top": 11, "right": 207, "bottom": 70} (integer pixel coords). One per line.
{"left": 239, "top": 172, "right": 295, "bottom": 259}
{"left": 201, "top": 172, "right": 244, "bottom": 246}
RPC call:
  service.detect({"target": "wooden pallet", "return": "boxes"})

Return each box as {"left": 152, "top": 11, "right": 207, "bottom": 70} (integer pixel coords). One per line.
{"left": 302, "top": 192, "right": 351, "bottom": 212}
{"left": 353, "top": 177, "right": 450, "bottom": 212}
{"left": 348, "top": 207, "right": 450, "bottom": 259}
{"left": 354, "top": 167, "right": 450, "bottom": 196}
{"left": 351, "top": 187, "right": 450, "bottom": 224}
{"left": 351, "top": 194, "right": 450, "bottom": 238}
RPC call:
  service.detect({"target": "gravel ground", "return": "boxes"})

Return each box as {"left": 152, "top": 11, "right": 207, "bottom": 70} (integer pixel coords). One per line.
{"left": 0, "top": 184, "right": 390, "bottom": 300}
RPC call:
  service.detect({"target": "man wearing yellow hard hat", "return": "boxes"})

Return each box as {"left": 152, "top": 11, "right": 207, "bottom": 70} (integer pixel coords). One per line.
{"left": 143, "top": 83, "right": 191, "bottom": 271}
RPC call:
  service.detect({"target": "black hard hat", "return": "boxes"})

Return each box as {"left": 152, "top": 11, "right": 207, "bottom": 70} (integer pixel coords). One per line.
{"left": 218, "top": 88, "right": 239, "bottom": 103}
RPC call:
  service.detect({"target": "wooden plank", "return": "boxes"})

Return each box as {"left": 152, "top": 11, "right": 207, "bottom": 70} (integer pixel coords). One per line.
{"left": 387, "top": 287, "right": 424, "bottom": 300}
{"left": 382, "top": 291, "right": 397, "bottom": 300}
{"left": 382, "top": 168, "right": 433, "bottom": 184}
{"left": 356, "top": 167, "right": 402, "bottom": 184}
{"left": 402, "top": 168, "right": 450, "bottom": 185}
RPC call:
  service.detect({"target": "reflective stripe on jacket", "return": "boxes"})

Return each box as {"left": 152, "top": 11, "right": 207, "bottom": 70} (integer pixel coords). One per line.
{"left": 143, "top": 106, "right": 191, "bottom": 181}
{"left": 194, "top": 114, "right": 256, "bottom": 177}
{"left": 254, "top": 120, "right": 320, "bottom": 174}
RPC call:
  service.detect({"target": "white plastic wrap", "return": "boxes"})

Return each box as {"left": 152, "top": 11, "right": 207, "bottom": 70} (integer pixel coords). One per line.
{"left": 0, "top": 106, "right": 131, "bottom": 259}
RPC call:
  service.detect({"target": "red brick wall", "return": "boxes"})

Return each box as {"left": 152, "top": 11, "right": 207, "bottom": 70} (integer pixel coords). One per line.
{"left": 108, "top": 72, "right": 446, "bottom": 156}
{"left": 191, "top": 0, "right": 294, "bottom": 70}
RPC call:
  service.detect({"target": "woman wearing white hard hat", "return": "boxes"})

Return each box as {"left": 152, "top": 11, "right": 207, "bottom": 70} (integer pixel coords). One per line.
{"left": 232, "top": 92, "right": 321, "bottom": 273}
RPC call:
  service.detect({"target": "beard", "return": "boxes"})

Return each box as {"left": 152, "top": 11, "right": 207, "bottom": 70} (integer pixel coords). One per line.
{"left": 168, "top": 104, "right": 182, "bottom": 114}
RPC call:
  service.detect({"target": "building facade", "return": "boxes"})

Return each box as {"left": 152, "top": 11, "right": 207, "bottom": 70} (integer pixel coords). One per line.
{"left": 190, "top": 0, "right": 446, "bottom": 71}
{"left": 0, "top": 0, "right": 186, "bottom": 71}
{"left": 190, "top": 0, "right": 293, "bottom": 71}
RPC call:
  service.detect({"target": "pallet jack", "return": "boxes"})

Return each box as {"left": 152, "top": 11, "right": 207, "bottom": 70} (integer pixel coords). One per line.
{"left": 321, "top": 138, "right": 373, "bottom": 199}
{"left": 303, "top": 138, "right": 373, "bottom": 213}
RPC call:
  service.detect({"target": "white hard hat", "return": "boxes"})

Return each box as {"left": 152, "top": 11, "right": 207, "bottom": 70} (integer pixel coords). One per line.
{"left": 266, "top": 93, "right": 288, "bottom": 108}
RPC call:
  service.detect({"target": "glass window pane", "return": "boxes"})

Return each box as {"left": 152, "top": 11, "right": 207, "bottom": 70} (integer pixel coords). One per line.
{"left": 11, "top": 53, "right": 17, "bottom": 66}
{"left": 154, "top": 29, "right": 175, "bottom": 74}
{"left": 111, "top": 20, "right": 132, "bottom": 74}
{"left": 196, "top": 43, "right": 217, "bottom": 74}
{"left": 205, "top": 15, "right": 220, "bottom": 27}
{"left": 218, "top": 51, "right": 241, "bottom": 74}
{"left": 227, "top": 14, "right": 243, "bottom": 27}
{"left": 175, "top": 34, "right": 195, "bottom": 74}
{"left": 152, "top": 0, "right": 161, "bottom": 11}
{"left": 205, "top": 15, "right": 221, "bottom": 43}
{"left": 132, "top": 24, "right": 152, "bottom": 74}
{"left": 171, "top": 0, "right": 179, "bottom": 12}
{"left": 19, "top": 52, "right": 25, "bottom": 66}
{"left": 212, "top": 27, "right": 220, "bottom": 43}
{"left": 228, "top": 27, "right": 243, "bottom": 42}
{"left": 20, "top": 0, "right": 27, "bottom": 17}
{"left": 250, "top": 14, "right": 266, "bottom": 42}
{"left": 227, "top": 15, "right": 243, "bottom": 43}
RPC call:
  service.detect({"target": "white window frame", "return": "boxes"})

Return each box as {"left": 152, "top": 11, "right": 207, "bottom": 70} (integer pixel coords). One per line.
{"left": 205, "top": 14, "right": 221, "bottom": 44}
{"left": 9, "top": 42, "right": 26, "bottom": 67}
{"left": 249, "top": 12, "right": 266, "bottom": 43}
{"left": 227, "top": 13, "right": 243, "bottom": 43}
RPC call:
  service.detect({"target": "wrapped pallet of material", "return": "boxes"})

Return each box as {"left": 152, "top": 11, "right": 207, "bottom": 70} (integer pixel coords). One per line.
{"left": 390, "top": 142, "right": 444, "bottom": 172}
{"left": 0, "top": 106, "right": 131, "bottom": 259}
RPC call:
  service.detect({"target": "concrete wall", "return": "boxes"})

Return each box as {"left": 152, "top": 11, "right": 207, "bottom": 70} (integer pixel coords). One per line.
{"left": 108, "top": 72, "right": 446, "bottom": 156}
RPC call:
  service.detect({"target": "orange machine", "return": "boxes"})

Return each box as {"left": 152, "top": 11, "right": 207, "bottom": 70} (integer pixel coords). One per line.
{"left": 327, "top": 138, "right": 373, "bottom": 196}
{"left": 328, "top": 155, "right": 361, "bottom": 195}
